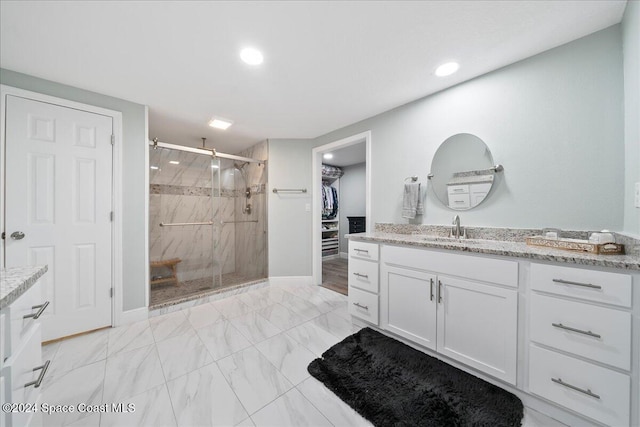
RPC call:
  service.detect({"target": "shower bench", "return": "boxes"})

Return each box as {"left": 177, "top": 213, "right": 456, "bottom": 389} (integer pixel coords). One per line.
{"left": 150, "top": 258, "right": 181, "bottom": 286}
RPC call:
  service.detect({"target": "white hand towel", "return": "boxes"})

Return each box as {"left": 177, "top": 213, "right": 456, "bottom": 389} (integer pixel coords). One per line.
{"left": 402, "top": 182, "right": 421, "bottom": 219}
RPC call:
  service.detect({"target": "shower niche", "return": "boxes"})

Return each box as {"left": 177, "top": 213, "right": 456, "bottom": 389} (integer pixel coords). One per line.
{"left": 149, "top": 140, "right": 268, "bottom": 307}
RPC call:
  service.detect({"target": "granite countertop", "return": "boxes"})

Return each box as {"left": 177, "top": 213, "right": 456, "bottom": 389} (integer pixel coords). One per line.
{"left": 0, "top": 265, "right": 48, "bottom": 310}
{"left": 347, "top": 227, "right": 640, "bottom": 271}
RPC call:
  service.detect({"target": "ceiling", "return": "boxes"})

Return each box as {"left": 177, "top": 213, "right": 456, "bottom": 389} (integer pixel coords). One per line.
{"left": 0, "top": 1, "right": 627, "bottom": 154}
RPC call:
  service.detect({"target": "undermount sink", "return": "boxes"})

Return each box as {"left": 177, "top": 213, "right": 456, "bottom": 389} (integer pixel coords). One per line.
{"left": 416, "top": 235, "right": 483, "bottom": 244}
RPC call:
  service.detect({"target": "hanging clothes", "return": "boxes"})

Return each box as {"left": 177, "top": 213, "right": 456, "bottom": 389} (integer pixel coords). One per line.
{"left": 322, "top": 182, "right": 338, "bottom": 219}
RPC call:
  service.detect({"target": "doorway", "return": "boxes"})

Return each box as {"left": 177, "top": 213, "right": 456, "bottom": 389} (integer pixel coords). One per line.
{"left": 312, "top": 131, "right": 372, "bottom": 290}
{"left": 1, "top": 86, "right": 123, "bottom": 342}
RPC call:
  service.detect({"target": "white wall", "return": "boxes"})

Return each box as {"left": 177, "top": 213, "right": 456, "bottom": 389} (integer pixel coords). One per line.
{"left": 623, "top": 1, "right": 640, "bottom": 235}
{"left": 0, "top": 68, "right": 148, "bottom": 311}
{"left": 268, "top": 138, "right": 313, "bottom": 277}
{"left": 313, "top": 25, "right": 625, "bottom": 231}
{"left": 338, "top": 162, "right": 366, "bottom": 253}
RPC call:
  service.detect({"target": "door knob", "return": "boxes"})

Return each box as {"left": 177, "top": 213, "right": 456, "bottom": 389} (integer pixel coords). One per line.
{"left": 10, "top": 231, "right": 25, "bottom": 240}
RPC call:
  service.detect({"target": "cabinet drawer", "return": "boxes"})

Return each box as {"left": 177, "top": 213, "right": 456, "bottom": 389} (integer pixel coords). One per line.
{"left": 531, "top": 263, "right": 631, "bottom": 308}
{"left": 349, "top": 240, "right": 379, "bottom": 262}
{"left": 7, "top": 324, "right": 44, "bottom": 426}
{"left": 348, "top": 258, "right": 379, "bottom": 293}
{"left": 348, "top": 287, "right": 379, "bottom": 325}
{"left": 529, "top": 345, "right": 630, "bottom": 427}
{"left": 447, "top": 184, "right": 469, "bottom": 194}
{"left": 447, "top": 193, "right": 470, "bottom": 209}
{"left": 9, "top": 282, "right": 45, "bottom": 356}
{"left": 530, "top": 293, "right": 631, "bottom": 370}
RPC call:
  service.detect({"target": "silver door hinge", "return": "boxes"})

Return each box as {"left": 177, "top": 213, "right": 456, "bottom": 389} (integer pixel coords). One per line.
{"left": 110, "top": 288, "right": 114, "bottom": 298}
{"left": 110, "top": 211, "right": 114, "bottom": 221}
{"left": 111, "top": 135, "right": 115, "bottom": 145}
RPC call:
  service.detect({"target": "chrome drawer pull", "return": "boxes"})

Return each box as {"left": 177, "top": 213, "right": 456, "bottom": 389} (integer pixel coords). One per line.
{"left": 430, "top": 278, "right": 434, "bottom": 301}
{"left": 552, "top": 322, "right": 601, "bottom": 339}
{"left": 353, "top": 248, "right": 369, "bottom": 254}
{"left": 23, "top": 301, "right": 50, "bottom": 319}
{"left": 551, "top": 377, "right": 600, "bottom": 400}
{"left": 552, "top": 279, "right": 601, "bottom": 289}
{"left": 24, "top": 360, "right": 51, "bottom": 389}
{"left": 353, "top": 302, "right": 369, "bottom": 311}
{"left": 352, "top": 272, "right": 369, "bottom": 279}
{"left": 438, "top": 280, "right": 443, "bottom": 303}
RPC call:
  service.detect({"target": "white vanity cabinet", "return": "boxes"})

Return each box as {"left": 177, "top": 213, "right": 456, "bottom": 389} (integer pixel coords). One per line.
{"left": 379, "top": 244, "right": 518, "bottom": 385}
{"left": 528, "top": 262, "right": 633, "bottom": 427}
{"left": 348, "top": 240, "right": 380, "bottom": 325}
{"left": 1, "top": 280, "right": 48, "bottom": 427}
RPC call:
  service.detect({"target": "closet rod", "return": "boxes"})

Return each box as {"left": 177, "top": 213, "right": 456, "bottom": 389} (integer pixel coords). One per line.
{"left": 272, "top": 188, "right": 307, "bottom": 193}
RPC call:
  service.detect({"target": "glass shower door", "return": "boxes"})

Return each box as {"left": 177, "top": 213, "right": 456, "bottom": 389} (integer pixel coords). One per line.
{"left": 211, "top": 156, "right": 223, "bottom": 289}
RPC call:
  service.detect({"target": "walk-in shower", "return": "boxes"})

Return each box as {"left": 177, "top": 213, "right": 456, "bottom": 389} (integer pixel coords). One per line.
{"left": 148, "top": 139, "right": 268, "bottom": 307}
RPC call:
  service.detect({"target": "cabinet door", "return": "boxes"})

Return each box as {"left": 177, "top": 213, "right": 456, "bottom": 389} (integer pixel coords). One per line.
{"left": 436, "top": 276, "right": 517, "bottom": 385}
{"left": 380, "top": 265, "right": 437, "bottom": 350}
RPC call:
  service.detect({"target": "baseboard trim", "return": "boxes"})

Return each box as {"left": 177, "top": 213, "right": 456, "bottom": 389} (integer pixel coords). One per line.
{"left": 117, "top": 307, "right": 149, "bottom": 326}
{"left": 268, "top": 276, "right": 313, "bottom": 287}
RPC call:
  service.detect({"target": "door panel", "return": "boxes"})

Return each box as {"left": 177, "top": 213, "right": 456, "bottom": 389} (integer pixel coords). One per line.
{"left": 4, "top": 95, "right": 113, "bottom": 341}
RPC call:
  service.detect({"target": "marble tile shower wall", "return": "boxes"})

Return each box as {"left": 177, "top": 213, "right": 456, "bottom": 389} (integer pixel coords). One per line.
{"left": 234, "top": 141, "right": 268, "bottom": 280}
{"left": 149, "top": 140, "right": 268, "bottom": 286}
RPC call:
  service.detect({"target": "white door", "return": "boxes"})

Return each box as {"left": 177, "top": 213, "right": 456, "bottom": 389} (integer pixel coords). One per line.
{"left": 380, "top": 264, "right": 437, "bottom": 350}
{"left": 4, "top": 95, "right": 113, "bottom": 341}
{"left": 436, "top": 275, "right": 517, "bottom": 384}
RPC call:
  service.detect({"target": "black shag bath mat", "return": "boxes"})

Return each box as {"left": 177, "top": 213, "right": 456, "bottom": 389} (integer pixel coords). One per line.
{"left": 308, "top": 327, "right": 523, "bottom": 427}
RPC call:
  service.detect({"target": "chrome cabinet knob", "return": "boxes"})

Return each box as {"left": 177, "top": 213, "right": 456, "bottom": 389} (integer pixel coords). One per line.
{"left": 10, "top": 231, "right": 25, "bottom": 240}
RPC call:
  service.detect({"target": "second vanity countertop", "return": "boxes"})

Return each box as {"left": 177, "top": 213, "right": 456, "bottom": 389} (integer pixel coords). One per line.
{"left": 347, "top": 229, "right": 640, "bottom": 271}
{"left": 0, "top": 265, "right": 48, "bottom": 310}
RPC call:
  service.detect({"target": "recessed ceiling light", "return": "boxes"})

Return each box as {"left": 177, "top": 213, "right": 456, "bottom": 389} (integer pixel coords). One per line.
{"left": 208, "top": 118, "right": 233, "bottom": 130}
{"left": 169, "top": 160, "right": 180, "bottom": 165}
{"left": 150, "top": 166, "right": 159, "bottom": 170}
{"left": 323, "top": 153, "right": 334, "bottom": 160}
{"left": 240, "top": 47, "right": 264, "bottom": 65}
{"left": 435, "top": 62, "right": 460, "bottom": 77}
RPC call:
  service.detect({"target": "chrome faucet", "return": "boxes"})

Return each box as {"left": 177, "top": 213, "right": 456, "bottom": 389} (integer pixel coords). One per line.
{"left": 451, "top": 215, "right": 464, "bottom": 239}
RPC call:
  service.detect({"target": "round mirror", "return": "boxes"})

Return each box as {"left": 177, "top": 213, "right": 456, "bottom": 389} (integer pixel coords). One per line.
{"left": 429, "top": 133, "right": 499, "bottom": 210}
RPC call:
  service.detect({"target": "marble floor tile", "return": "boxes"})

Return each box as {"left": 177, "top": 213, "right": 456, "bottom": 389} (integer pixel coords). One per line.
{"left": 310, "top": 312, "right": 355, "bottom": 341}
{"left": 212, "top": 296, "right": 253, "bottom": 319}
{"left": 286, "top": 321, "right": 342, "bottom": 356}
{"left": 66, "top": 413, "right": 102, "bottom": 426}
{"left": 278, "top": 294, "right": 323, "bottom": 321}
{"left": 41, "top": 360, "right": 106, "bottom": 427}
{"left": 103, "top": 344, "right": 165, "bottom": 402}
{"left": 263, "top": 287, "right": 295, "bottom": 304}
{"left": 166, "top": 363, "right": 248, "bottom": 427}
{"left": 236, "top": 417, "right": 256, "bottom": 427}
{"left": 329, "top": 304, "right": 352, "bottom": 321}
{"left": 297, "top": 377, "right": 372, "bottom": 426}
{"left": 156, "top": 329, "right": 213, "bottom": 381}
{"left": 185, "top": 302, "right": 225, "bottom": 329}
{"left": 251, "top": 387, "right": 331, "bottom": 427}
{"left": 238, "top": 289, "right": 277, "bottom": 310}
{"left": 41, "top": 341, "right": 60, "bottom": 364}
{"left": 256, "top": 303, "right": 308, "bottom": 331}
{"left": 218, "top": 346, "right": 293, "bottom": 414}
{"left": 195, "top": 319, "right": 252, "bottom": 361}
{"left": 45, "top": 328, "right": 108, "bottom": 379}
{"left": 255, "top": 333, "right": 316, "bottom": 386}
{"left": 101, "top": 384, "right": 177, "bottom": 427}
{"left": 107, "top": 319, "right": 154, "bottom": 356}
{"left": 230, "top": 311, "right": 282, "bottom": 344}
{"left": 149, "top": 310, "right": 194, "bottom": 342}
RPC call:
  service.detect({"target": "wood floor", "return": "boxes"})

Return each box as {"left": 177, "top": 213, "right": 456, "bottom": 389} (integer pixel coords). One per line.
{"left": 321, "top": 257, "right": 348, "bottom": 296}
